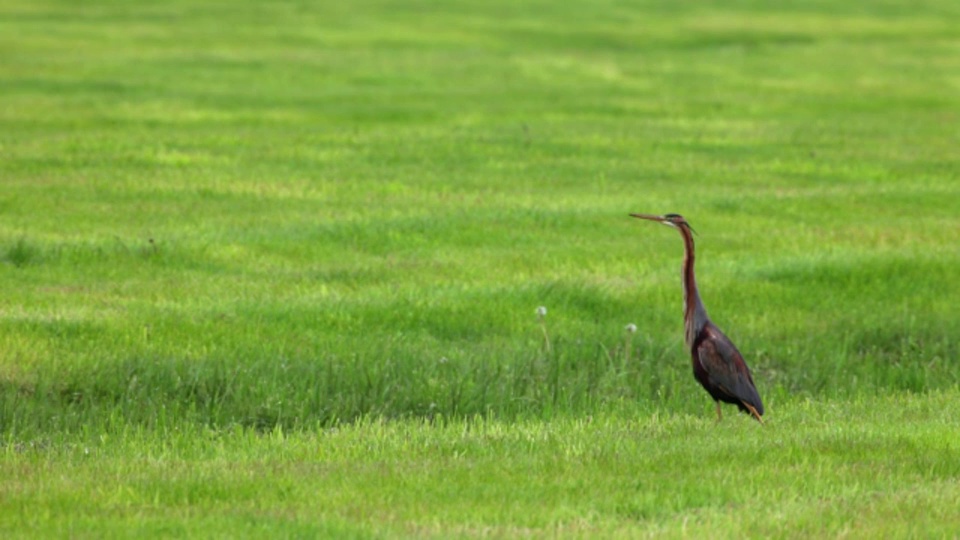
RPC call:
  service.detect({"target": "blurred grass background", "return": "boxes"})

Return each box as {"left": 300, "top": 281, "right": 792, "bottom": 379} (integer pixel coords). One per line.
{"left": 1, "top": 0, "right": 958, "bottom": 434}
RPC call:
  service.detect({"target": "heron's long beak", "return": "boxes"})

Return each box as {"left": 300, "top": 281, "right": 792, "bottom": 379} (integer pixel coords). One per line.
{"left": 629, "top": 213, "right": 666, "bottom": 223}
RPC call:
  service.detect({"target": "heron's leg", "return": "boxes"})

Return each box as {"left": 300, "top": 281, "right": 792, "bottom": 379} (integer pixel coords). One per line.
{"left": 743, "top": 402, "right": 765, "bottom": 425}
{"left": 715, "top": 401, "right": 722, "bottom": 422}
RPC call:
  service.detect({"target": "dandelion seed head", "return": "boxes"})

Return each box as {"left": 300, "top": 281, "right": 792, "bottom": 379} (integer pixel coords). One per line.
{"left": 536, "top": 306, "right": 547, "bottom": 318}
{"left": 625, "top": 323, "right": 638, "bottom": 334}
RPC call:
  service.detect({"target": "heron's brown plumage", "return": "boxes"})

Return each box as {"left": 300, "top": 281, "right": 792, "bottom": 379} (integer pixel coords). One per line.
{"left": 630, "top": 213, "right": 764, "bottom": 423}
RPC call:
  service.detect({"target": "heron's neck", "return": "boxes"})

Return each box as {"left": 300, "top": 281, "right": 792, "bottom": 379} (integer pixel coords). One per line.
{"left": 680, "top": 228, "right": 709, "bottom": 347}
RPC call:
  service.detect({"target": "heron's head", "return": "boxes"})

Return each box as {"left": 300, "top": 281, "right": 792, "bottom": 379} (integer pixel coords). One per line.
{"left": 630, "top": 213, "right": 697, "bottom": 236}
{"left": 629, "top": 213, "right": 693, "bottom": 231}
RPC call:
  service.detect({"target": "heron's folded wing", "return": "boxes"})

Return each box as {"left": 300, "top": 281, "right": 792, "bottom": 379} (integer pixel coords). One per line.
{"left": 695, "top": 325, "right": 764, "bottom": 414}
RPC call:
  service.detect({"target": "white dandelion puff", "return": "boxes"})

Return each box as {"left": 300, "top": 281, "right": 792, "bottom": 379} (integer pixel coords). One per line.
{"left": 536, "top": 306, "right": 551, "bottom": 354}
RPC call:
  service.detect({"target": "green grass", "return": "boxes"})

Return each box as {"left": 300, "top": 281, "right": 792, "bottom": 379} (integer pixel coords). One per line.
{"left": 2, "top": 0, "right": 959, "bottom": 536}
{"left": 4, "top": 392, "right": 960, "bottom": 538}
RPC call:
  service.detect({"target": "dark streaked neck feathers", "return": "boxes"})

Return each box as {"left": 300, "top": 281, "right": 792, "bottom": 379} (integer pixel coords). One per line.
{"left": 677, "top": 224, "right": 710, "bottom": 347}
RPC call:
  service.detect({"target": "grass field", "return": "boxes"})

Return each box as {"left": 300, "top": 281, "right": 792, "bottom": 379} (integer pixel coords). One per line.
{"left": 2, "top": 0, "right": 959, "bottom": 537}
